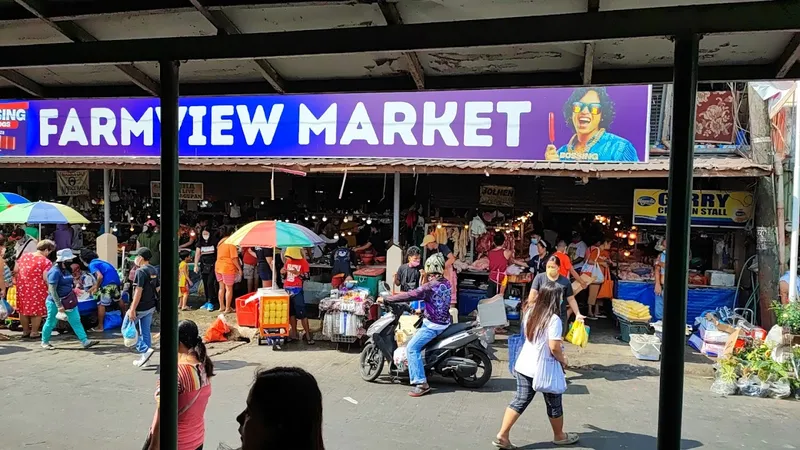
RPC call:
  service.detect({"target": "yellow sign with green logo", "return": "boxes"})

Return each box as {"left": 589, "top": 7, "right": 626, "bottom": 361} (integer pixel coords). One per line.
{"left": 633, "top": 189, "right": 754, "bottom": 228}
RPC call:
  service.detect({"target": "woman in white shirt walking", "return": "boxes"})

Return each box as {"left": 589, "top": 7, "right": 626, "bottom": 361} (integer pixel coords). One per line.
{"left": 493, "top": 281, "right": 580, "bottom": 449}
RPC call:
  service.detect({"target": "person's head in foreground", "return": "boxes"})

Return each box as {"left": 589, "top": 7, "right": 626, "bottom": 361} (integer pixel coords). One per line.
{"left": 424, "top": 253, "right": 446, "bottom": 282}
{"left": 237, "top": 367, "right": 324, "bottom": 450}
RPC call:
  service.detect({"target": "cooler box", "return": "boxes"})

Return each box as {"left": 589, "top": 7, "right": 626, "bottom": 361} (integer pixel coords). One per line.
{"left": 457, "top": 288, "right": 485, "bottom": 316}
{"left": 354, "top": 267, "right": 385, "bottom": 298}
{"left": 235, "top": 293, "right": 259, "bottom": 328}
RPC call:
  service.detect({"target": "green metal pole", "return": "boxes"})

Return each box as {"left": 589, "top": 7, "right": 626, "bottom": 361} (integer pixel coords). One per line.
{"left": 657, "top": 34, "right": 698, "bottom": 450}
{"left": 159, "top": 59, "right": 180, "bottom": 450}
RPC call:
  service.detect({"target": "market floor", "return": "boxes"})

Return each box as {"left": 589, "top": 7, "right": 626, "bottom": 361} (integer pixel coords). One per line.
{"left": 1, "top": 335, "right": 798, "bottom": 450}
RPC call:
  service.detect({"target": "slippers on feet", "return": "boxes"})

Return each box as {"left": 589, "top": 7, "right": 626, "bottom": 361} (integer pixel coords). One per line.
{"left": 408, "top": 385, "right": 431, "bottom": 397}
{"left": 492, "top": 439, "right": 519, "bottom": 449}
{"left": 554, "top": 432, "right": 580, "bottom": 445}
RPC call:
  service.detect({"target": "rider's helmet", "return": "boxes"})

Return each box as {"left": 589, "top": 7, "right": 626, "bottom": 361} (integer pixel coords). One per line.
{"left": 424, "top": 253, "right": 445, "bottom": 275}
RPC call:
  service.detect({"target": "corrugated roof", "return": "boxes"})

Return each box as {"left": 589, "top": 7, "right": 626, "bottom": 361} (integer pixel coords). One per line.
{"left": 0, "top": 155, "right": 770, "bottom": 177}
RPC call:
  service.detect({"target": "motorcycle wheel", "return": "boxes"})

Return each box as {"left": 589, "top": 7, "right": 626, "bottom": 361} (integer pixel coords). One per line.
{"left": 359, "top": 341, "right": 384, "bottom": 382}
{"left": 454, "top": 347, "right": 493, "bottom": 388}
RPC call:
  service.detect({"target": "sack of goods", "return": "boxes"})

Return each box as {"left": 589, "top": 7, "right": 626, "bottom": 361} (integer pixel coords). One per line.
{"left": 612, "top": 299, "right": 652, "bottom": 322}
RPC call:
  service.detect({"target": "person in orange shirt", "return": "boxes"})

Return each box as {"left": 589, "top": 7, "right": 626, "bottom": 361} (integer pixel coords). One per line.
{"left": 215, "top": 227, "right": 242, "bottom": 314}
{"left": 555, "top": 240, "right": 586, "bottom": 289}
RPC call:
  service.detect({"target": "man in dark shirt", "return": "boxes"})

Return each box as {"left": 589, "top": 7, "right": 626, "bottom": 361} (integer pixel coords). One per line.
{"left": 331, "top": 238, "right": 355, "bottom": 280}
{"left": 128, "top": 247, "right": 160, "bottom": 368}
{"left": 395, "top": 246, "right": 422, "bottom": 292}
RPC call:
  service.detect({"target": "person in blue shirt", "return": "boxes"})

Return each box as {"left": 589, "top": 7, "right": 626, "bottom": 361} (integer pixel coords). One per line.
{"left": 81, "top": 249, "right": 126, "bottom": 332}
{"left": 41, "top": 249, "right": 98, "bottom": 350}
{"left": 545, "top": 87, "right": 639, "bottom": 162}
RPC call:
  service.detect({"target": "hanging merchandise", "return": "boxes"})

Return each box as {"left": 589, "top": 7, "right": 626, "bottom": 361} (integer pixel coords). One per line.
{"left": 453, "top": 227, "right": 469, "bottom": 260}
{"left": 470, "top": 215, "right": 487, "bottom": 236}
{"left": 229, "top": 202, "right": 242, "bottom": 219}
{"left": 435, "top": 225, "right": 448, "bottom": 244}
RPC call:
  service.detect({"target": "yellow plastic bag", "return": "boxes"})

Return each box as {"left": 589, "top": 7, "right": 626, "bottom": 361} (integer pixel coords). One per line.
{"left": 565, "top": 320, "right": 590, "bottom": 348}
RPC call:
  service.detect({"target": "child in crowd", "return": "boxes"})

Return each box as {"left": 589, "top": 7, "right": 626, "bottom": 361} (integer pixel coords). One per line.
{"left": 178, "top": 249, "right": 193, "bottom": 311}
{"left": 281, "top": 247, "right": 313, "bottom": 345}
{"left": 394, "top": 246, "right": 422, "bottom": 292}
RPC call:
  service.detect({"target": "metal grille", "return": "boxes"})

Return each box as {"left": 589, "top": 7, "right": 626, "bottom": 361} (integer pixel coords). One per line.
{"left": 650, "top": 84, "right": 665, "bottom": 147}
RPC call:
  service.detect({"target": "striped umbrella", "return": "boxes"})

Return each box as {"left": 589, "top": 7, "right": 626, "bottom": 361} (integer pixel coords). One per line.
{"left": 0, "top": 192, "right": 29, "bottom": 210}
{"left": 226, "top": 220, "right": 324, "bottom": 248}
{"left": 0, "top": 201, "right": 89, "bottom": 224}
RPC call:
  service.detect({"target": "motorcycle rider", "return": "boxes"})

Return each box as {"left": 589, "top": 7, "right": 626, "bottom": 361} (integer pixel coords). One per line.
{"left": 378, "top": 253, "right": 452, "bottom": 398}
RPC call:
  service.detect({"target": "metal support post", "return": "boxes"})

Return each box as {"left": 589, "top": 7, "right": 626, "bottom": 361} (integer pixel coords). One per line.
{"left": 788, "top": 80, "right": 800, "bottom": 302}
{"left": 103, "top": 169, "right": 111, "bottom": 234}
{"left": 657, "top": 34, "right": 699, "bottom": 450}
{"left": 393, "top": 173, "right": 401, "bottom": 245}
{"left": 159, "top": 59, "right": 180, "bottom": 450}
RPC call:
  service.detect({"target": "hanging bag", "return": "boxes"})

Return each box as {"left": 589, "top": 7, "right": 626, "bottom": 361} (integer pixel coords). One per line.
{"left": 60, "top": 290, "right": 78, "bottom": 310}
{"left": 581, "top": 247, "right": 604, "bottom": 283}
{"left": 530, "top": 341, "right": 567, "bottom": 394}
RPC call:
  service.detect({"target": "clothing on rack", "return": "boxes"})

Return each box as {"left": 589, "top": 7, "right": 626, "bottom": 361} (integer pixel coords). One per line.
{"left": 470, "top": 216, "right": 487, "bottom": 236}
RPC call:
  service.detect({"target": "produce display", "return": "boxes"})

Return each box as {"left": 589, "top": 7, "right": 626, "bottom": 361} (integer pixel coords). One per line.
{"left": 617, "top": 262, "right": 654, "bottom": 281}
{"left": 262, "top": 298, "right": 289, "bottom": 325}
{"left": 612, "top": 299, "right": 652, "bottom": 322}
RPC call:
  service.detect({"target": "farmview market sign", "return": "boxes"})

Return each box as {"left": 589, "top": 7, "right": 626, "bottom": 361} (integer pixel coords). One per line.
{"left": 0, "top": 86, "right": 650, "bottom": 162}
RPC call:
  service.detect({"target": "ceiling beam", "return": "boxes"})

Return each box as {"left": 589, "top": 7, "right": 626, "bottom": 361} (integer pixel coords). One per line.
{"left": 0, "top": 69, "right": 46, "bottom": 97}
{"left": 377, "top": 0, "right": 424, "bottom": 90}
{"left": 776, "top": 32, "right": 800, "bottom": 78}
{"left": 12, "top": 0, "right": 160, "bottom": 95}
{"left": 582, "top": 0, "right": 599, "bottom": 85}
{"left": 187, "top": 0, "right": 286, "bottom": 93}
{"left": 0, "top": 64, "right": 791, "bottom": 100}
{"left": 0, "top": 1, "right": 797, "bottom": 69}
{"left": 0, "top": 0, "right": 366, "bottom": 21}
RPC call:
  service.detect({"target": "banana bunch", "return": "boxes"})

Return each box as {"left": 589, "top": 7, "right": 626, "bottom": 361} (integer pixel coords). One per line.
{"left": 612, "top": 299, "right": 652, "bottom": 322}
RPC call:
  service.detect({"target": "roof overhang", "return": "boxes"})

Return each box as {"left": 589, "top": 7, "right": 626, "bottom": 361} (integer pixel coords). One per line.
{"left": 0, "top": 155, "right": 771, "bottom": 178}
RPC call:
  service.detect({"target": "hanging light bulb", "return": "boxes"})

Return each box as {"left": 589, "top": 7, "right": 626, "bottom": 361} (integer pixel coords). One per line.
{"left": 623, "top": 250, "right": 631, "bottom": 257}
{"left": 495, "top": 228, "right": 500, "bottom": 232}
{"left": 147, "top": 215, "right": 151, "bottom": 219}
{"left": 436, "top": 224, "right": 442, "bottom": 229}
{"left": 347, "top": 231, "right": 352, "bottom": 236}
{"left": 614, "top": 227, "right": 619, "bottom": 232}
{"left": 628, "top": 239, "right": 636, "bottom": 246}
{"left": 366, "top": 218, "right": 372, "bottom": 225}
{"left": 311, "top": 215, "right": 317, "bottom": 220}
{"left": 322, "top": 215, "right": 328, "bottom": 222}
{"left": 361, "top": 217, "right": 366, "bottom": 222}
{"left": 631, "top": 226, "right": 637, "bottom": 230}
{"left": 616, "top": 220, "right": 622, "bottom": 225}
{"left": 130, "top": 226, "right": 135, "bottom": 232}
{"left": 81, "top": 225, "right": 86, "bottom": 231}
{"left": 521, "top": 217, "right": 527, "bottom": 222}
{"left": 112, "top": 225, "right": 118, "bottom": 232}
{"left": 621, "top": 233, "right": 628, "bottom": 239}
{"left": 157, "top": 213, "right": 161, "bottom": 218}
{"left": 304, "top": 216, "right": 310, "bottom": 221}
{"left": 333, "top": 234, "right": 340, "bottom": 240}
{"left": 284, "top": 219, "right": 290, "bottom": 223}
{"left": 464, "top": 225, "right": 469, "bottom": 229}
{"left": 629, "top": 232, "right": 637, "bottom": 240}
{"left": 367, "top": 200, "right": 371, "bottom": 203}
{"left": 260, "top": 201, "right": 265, "bottom": 205}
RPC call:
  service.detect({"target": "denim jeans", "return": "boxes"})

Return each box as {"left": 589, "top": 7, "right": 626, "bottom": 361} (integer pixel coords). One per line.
{"left": 654, "top": 292, "right": 664, "bottom": 321}
{"left": 135, "top": 307, "right": 156, "bottom": 353}
{"left": 406, "top": 321, "right": 445, "bottom": 385}
{"left": 42, "top": 299, "right": 89, "bottom": 345}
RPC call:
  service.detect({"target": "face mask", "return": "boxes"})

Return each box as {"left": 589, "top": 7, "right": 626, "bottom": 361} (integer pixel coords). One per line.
{"left": 408, "top": 260, "right": 420, "bottom": 268}
{"left": 531, "top": 238, "right": 538, "bottom": 245}
{"left": 142, "top": 225, "right": 149, "bottom": 233}
{"left": 546, "top": 267, "right": 559, "bottom": 278}
{"left": 202, "top": 233, "right": 210, "bottom": 240}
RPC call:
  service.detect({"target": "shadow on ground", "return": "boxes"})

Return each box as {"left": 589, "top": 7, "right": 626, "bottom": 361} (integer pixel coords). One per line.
{"left": 568, "top": 364, "right": 660, "bottom": 382}
{"left": 518, "top": 424, "right": 703, "bottom": 449}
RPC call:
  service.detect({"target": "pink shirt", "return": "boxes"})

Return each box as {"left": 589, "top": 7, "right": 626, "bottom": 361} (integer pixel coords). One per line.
{"left": 155, "top": 363, "right": 212, "bottom": 450}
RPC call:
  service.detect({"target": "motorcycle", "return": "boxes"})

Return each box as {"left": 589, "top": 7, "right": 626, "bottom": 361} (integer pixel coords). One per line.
{"left": 358, "top": 301, "right": 493, "bottom": 388}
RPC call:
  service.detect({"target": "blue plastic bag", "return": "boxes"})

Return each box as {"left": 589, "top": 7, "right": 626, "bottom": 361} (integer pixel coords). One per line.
{"left": 508, "top": 333, "right": 525, "bottom": 374}
{"left": 121, "top": 315, "right": 139, "bottom": 347}
{"left": 103, "top": 310, "right": 123, "bottom": 330}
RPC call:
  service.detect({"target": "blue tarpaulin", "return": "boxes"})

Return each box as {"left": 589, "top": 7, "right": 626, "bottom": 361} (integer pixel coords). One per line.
{"left": 616, "top": 281, "right": 736, "bottom": 325}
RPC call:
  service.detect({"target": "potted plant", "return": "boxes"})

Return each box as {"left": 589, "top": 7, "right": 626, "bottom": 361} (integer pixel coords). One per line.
{"left": 771, "top": 302, "right": 800, "bottom": 345}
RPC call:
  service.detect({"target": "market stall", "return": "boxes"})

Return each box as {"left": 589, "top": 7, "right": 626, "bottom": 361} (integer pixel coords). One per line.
{"left": 612, "top": 189, "right": 755, "bottom": 324}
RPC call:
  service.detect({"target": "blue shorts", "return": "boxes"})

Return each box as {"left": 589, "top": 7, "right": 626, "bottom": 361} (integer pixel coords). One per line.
{"left": 286, "top": 287, "right": 306, "bottom": 319}
{"left": 258, "top": 265, "right": 272, "bottom": 281}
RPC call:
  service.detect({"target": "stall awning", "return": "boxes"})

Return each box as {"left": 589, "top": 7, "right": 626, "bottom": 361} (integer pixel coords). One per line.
{"left": 0, "top": 155, "right": 770, "bottom": 178}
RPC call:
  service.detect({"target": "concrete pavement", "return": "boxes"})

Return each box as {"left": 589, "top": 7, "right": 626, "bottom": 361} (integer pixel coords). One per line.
{"left": 1, "top": 331, "right": 799, "bottom": 450}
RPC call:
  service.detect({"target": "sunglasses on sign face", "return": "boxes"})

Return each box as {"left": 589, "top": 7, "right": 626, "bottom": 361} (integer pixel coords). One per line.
{"left": 572, "top": 102, "right": 602, "bottom": 115}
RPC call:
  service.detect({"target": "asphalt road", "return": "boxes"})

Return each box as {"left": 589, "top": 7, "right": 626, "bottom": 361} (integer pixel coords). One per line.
{"left": 1, "top": 333, "right": 799, "bottom": 450}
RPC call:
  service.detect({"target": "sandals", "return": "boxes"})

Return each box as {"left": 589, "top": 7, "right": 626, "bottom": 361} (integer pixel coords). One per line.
{"left": 554, "top": 432, "right": 580, "bottom": 445}
{"left": 303, "top": 332, "right": 315, "bottom": 345}
{"left": 492, "top": 439, "right": 518, "bottom": 450}
{"left": 408, "top": 385, "right": 431, "bottom": 397}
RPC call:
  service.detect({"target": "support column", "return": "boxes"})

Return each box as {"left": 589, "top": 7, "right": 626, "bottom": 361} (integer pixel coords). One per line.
{"left": 749, "top": 85, "right": 779, "bottom": 326}
{"left": 159, "top": 60, "right": 180, "bottom": 450}
{"left": 103, "top": 169, "right": 111, "bottom": 233}
{"left": 393, "top": 173, "right": 400, "bottom": 245}
{"left": 657, "top": 34, "right": 698, "bottom": 450}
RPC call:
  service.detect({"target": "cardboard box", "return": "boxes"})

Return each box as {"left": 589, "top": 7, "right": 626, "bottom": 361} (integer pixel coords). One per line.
{"left": 571, "top": 274, "right": 595, "bottom": 295}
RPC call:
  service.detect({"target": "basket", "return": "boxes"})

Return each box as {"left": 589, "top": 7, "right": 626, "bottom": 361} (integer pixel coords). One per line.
{"left": 618, "top": 316, "right": 651, "bottom": 343}
{"left": 507, "top": 333, "right": 525, "bottom": 374}
{"left": 629, "top": 334, "right": 662, "bottom": 361}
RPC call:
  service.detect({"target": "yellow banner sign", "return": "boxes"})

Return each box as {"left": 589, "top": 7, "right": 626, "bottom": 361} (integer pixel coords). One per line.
{"left": 633, "top": 189, "right": 754, "bottom": 228}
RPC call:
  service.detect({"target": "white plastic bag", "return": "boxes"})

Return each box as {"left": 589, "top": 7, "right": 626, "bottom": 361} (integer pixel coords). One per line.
{"left": 55, "top": 311, "right": 68, "bottom": 321}
{"left": 393, "top": 346, "right": 409, "bottom": 372}
{"left": 0, "top": 300, "right": 7, "bottom": 321}
{"left": 121, "top": 315, "right": 139, "bottom": 348}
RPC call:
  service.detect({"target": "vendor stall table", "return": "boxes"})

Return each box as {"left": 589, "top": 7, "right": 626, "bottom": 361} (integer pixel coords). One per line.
{"left": 617, "top": 280, "right": 736, "bottom": 325}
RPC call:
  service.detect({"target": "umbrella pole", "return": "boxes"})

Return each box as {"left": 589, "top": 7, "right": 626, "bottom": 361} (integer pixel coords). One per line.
{"left": 272, "top": 250, "right": 278, "bottom": 291}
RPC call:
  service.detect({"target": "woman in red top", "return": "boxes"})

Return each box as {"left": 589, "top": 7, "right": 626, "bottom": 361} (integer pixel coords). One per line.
{"left": 487, "top": 232, "right": 513, "bottom": 298}
{"left": 555, "top": 241, "right": 586, "bottom": 290}
{"left": 146, "top": 320, "right": 213, "bottom": 450}
{"left": 13, "top": 240, "right": 55, "bottom": 339}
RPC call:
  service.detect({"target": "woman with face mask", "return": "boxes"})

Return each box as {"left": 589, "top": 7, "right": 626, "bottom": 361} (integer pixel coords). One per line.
{"left": 194, "top": 227, "right": 219, "bottom": 311}
{"left": 528, "top": 256, "right": 585, "bottom": 329}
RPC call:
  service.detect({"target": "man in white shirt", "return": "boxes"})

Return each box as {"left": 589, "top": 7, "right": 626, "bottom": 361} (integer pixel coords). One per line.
{"left": 11, "top": 228, "right": 37, "bottom": 260}
{"left": 567, "top": 232, "right": 587, "bottom": 266}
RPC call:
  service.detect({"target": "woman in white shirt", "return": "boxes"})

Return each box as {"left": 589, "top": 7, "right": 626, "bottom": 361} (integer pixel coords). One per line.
{"left": 493, "top": 281, "right": 579, "bottom": 449}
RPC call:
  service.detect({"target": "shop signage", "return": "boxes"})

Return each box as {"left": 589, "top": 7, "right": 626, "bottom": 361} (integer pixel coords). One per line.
{"left": 0, "top": 101, "right": 28, "bottom": 152}
{"left": 150, "top": 181, "right": 204, "bottom": 201}
{"left": 0, "top": 85, "right": 651, "bottom": 162}
{"left": 632, "top": 189, "right": 754, "bottom": 228}
{"left": 480, "top": 184, "right": 515, "bottom": 207}
{"left": 56, "top": 170, "right": 89, "bottom": 197}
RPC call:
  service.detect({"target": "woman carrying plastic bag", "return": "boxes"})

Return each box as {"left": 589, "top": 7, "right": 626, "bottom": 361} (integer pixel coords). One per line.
{"left": 493, "top": 281, "right": 580, "bottom": 449}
